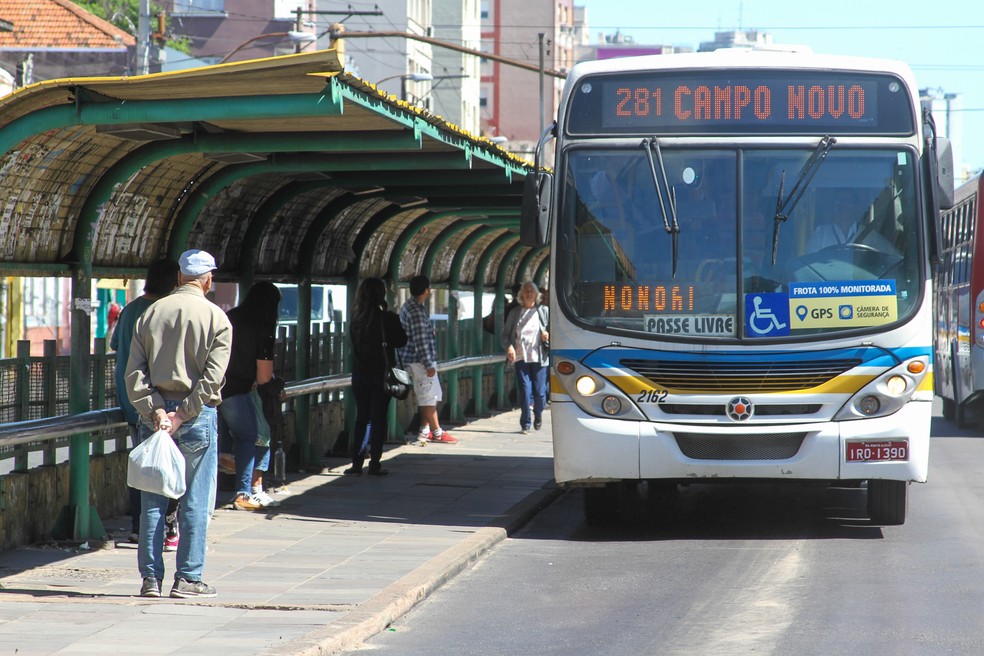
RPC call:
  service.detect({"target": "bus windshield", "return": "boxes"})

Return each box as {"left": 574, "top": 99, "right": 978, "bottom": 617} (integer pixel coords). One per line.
{"left": 558, "top": 146, "right": 921, "bottom": 339}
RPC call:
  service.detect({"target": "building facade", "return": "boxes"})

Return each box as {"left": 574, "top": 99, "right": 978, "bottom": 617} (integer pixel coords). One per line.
{"left": 480, "top": 0, "right": 575, "bottom": 152}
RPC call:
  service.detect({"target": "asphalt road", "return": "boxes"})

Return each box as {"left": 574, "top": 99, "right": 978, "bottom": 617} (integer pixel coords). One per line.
{"left": 347, "top": 414, "right": 984, "bottom": 656}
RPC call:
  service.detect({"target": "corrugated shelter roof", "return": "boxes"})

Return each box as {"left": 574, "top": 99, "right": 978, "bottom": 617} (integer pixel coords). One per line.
{"left": 0, "top": 48, "right": 543, "bottom": 296}
{"left": 0, "top": 0, "right": 134, "bottom": 50}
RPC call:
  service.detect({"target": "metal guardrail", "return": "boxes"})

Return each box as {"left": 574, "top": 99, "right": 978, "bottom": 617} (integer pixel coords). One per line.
{"left": 0, "top": 353, "right": 505, "bottom": 449}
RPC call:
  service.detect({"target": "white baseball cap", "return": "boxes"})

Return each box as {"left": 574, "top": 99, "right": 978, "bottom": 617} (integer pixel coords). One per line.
{"left": 178, "top": 249, "right": 217, "bottom": 276}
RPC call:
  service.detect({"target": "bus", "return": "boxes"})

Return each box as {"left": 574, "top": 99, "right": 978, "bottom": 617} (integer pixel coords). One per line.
{"left": 275, "top": 283, "right": 341, "bottom": 328}
{"left": 522, "top": 50, "right": 954, "bottom": 526}
{"left": 934, "top": 173, "right": 984, "bottom": 428}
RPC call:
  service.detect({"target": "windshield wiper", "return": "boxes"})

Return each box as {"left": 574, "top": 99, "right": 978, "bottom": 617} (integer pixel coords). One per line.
{"left": 642, "top": 138, "right": 680, "bottom": 276}
{"left": 771, "top": 135, "right": 836, "bottom": 265}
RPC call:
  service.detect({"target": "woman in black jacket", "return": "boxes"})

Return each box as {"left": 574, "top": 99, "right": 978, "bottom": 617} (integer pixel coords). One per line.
{"left": 346, "top": 278, "right": 408, "bottom": 476}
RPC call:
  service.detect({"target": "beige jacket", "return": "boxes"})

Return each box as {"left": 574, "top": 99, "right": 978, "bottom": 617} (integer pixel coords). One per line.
{"left": 125, "top": 284, "right": 233, "bottom": 422}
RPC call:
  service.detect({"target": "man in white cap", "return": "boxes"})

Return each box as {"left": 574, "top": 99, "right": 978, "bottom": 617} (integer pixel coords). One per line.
{"left": 126, "top": 249, "right": 233, "bottom": 599}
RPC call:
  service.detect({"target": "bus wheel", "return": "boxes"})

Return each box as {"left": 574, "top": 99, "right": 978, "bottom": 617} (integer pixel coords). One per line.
{"left": 866, "top": 479, "right": 908, "bottom": 526}
{"left": 584, "top": 484, "right": 619, "bottom": 526}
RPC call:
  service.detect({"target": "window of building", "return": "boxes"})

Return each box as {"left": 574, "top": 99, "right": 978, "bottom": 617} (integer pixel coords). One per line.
{"left": 172, "top": 0, "right": 225, "bottom": 14}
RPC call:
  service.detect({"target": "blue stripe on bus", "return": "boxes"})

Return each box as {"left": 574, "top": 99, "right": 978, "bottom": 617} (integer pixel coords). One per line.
{"left": 552, "top": 345, "right": 932, "bottom": 369}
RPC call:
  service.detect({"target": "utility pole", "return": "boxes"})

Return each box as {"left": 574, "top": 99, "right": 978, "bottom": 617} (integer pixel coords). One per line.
{"left": 136, "top": 0, "right": 150, "bottom": 75}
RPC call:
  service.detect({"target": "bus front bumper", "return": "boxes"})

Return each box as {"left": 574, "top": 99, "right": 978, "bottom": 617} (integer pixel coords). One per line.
{"left": 551, "top": 399, "right": 931, "bottom": 486}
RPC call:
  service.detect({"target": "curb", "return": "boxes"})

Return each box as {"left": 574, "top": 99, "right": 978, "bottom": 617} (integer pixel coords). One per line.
{"left": 265, "top": 481, "right": 563, "bottom": 655}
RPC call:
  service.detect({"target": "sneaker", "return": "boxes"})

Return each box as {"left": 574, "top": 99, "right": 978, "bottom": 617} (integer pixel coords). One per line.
{"left": 343, "top": 466, "right": 363, "bottom": 476}
{"left": 218, "top": 452, "right": 236, "bottom": 475}
{"left": 367, "top": 465, "right": 389, "bottom": 476}
{"left": 128, "top": 532, "right": 139, "bottom": 544}
{"left": 534, "top": 418, "right": 542, "bottom": 430}
{"left": 232, "top": 493, "right": 262, "bottom": 511}
{"left": 170, "top": 578, "right": 217, "bottom": 599}
{"left": 139, "top": 576, "right": 161, "bottom": 598}
{"left": 415, "top": 434, "right": 429, "bottom": 447}
{"left": 252, "top": 490, "right": 280, "bottom": 507}
{"left": 163, "top": 527, "right": 179, "bottom": 552}
{"left": 428, "top": 431, "right": 459, "bottom": 444}
{"left": 520, "top": 428, "right": 530, "bottom": 435}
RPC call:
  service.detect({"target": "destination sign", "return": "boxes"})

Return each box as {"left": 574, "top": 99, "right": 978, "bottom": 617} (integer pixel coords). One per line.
{"left": 567, "top": 70, "right": 914, "bottom": 136}
{"left": 593, "top": 282, "right": 696, "bottom": 314}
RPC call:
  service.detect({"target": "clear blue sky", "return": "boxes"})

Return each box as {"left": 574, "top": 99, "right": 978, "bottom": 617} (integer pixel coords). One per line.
{"left": 577, "top": 0, "right": 984, "bottom": 180}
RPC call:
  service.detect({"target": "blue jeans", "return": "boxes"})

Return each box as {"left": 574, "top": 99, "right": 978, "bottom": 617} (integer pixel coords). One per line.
{"left": 138, "top": 403, "right": 217, "bottom": 583}
{"left": 254, "top": 445, "right": 270, "bottom": 472}
{"left": 218, "top": 392, "right": 258, "bottom": 495}
{"left": 515, "top": 361, "right": 547, "bottom": 430}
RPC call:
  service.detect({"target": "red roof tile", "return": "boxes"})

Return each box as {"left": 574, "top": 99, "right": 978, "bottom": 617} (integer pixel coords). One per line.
{"left": 0, "top": 0, "right": 135, "bottom": 50}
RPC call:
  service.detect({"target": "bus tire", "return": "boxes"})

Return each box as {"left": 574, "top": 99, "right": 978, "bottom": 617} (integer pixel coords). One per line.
{"left": 584, "top": 484, "right": 619, "bottom": 526}
{"left": 866, "top": 479, "right": 908, "bottom": 526}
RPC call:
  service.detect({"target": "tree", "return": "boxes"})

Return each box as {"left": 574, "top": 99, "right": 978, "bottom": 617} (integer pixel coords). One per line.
{"left": 71, "top": 1, "right": 190, "bottom": 54}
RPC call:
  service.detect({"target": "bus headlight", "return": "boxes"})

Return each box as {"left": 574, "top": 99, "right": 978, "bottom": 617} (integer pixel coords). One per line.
{"left": 601, "top": 396, "right": 622, "bottom": 415}
{"left": 553, "top": 359, "right": 646, "bottom": 421}
{"left": 885, "top": 375, "right": 907, "bottom": 396}
{"left": 834, "top": 358, "right": 927, "bottom": 421}
{"left": 576, "top": 376, "right": 597, "bottom": 395}
{"left": 858, "top": 396, "right": 881, "bottom": 415}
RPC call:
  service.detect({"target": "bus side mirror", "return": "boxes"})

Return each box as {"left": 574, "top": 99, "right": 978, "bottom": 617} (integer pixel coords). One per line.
{"left": 935, "top": 137, "right": 955, "bottom": 211}
{"left": 521, "top": 171, "right": 552, "bottom": 247}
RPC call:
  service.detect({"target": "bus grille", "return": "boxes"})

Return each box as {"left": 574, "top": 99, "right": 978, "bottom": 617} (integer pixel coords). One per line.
{"left": 621, "top": 358, "right": 862, "bottom": 392}
{"left": 660, "top": 403, "right": 822, "bottom": 417}
{"left": 674, "top": 432, "right": 807, "bottom": 460}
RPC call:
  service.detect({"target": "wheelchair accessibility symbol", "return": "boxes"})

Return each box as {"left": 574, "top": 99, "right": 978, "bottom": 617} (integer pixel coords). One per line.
{"left": 744, "top": 293, "right": 790, "bottom": 337}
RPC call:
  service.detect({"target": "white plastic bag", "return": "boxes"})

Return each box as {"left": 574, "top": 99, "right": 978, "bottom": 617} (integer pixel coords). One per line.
{"left": 127, "top": 429, "right": 187, "bottom": 499}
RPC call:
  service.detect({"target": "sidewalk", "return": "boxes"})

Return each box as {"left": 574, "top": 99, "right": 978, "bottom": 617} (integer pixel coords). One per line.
{"left": 0, "top": 409, "right": 557, "bottom": 655}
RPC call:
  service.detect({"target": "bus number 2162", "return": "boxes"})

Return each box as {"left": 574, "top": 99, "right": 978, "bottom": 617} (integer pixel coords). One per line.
{"left": 637, "top": 389, "right": 668, "bottom": 404}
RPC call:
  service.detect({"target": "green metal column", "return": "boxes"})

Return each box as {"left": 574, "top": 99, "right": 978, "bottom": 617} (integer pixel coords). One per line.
{"left": 53, "top": 264, "right": 106, "bottom": 541}
{"left": 493, "top": 242, "right": 526, "bottom": 409}
{"left": 448, "top": 225, "right": 506, "bottom": 421}
{"left": 344, "top": 277, "right": 359, "bottom": 446}
{"left": 471, "top": 233, "right": 517, "bottom": 416}
{"left": 295, "top": 279, "right": 313, "bottom": 467}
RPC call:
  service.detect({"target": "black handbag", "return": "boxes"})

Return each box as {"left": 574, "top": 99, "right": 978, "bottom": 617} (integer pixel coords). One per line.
{"left": 381, "top": 312, "right": 412, "bottom": 400}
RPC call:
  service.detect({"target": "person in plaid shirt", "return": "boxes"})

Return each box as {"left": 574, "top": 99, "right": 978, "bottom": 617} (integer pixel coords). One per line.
{"left": 398, "top": 275, "right": 458, "bottom": 445}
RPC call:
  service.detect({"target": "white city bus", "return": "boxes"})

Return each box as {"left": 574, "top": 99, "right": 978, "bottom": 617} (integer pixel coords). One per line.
{"left": 522, "top": 50, "right": 954, "bottom": 525}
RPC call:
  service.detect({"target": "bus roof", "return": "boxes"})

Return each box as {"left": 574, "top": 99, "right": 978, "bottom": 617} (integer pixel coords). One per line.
{"left": 569, "top": 50, "right": 917, "bottom": 86}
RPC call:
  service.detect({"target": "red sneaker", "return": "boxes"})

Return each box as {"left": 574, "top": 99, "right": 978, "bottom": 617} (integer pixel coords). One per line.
{"left": 428, "top": 432, "right": 458, "bottom": 444}
{"left": 164, "top": 527, "right": 179, "bottom": 552}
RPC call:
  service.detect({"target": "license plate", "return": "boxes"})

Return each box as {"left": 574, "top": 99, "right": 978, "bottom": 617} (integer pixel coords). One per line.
{"left": 846, "top": 440, "right": 908, "bottom": 462}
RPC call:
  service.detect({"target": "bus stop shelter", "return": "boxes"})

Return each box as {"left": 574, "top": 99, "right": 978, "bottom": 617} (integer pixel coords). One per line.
{"left": 0, "top": 49, "right": 543, "bottom": 541}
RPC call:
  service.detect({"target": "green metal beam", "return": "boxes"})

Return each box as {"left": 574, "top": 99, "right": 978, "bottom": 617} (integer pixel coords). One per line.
{"left": 348, "top": 204, "right": 418, "bottom": 281}
{"left": 71, "top": 131, "right": 424, "bottom": 265}
{"left": 369, "top": 186, "right": 523, "bottom": 200}
{"left": 492, "top": 241, "right": 528, "bottom": 408}
{"left": 0, "top": 91, "right": 345, "bottom": 157}
{"left": 446, "top": 225, "right": 505, "bottom": 422}
{"left": 534, "top": 253, "right": 550, "bottom": 287}
{"left": 386, "top": 209, "right": 514, "bottom": 284}
{"left": 329, "top": 170, "right": 513, "bottom": 187}
{"left": 515, "top": 248, "right": 542, "bottom": 286}
{"left": 420, "top": 217, "right": 518, "bottom": 282}
{"left": 298, "top": 193, "right": 377, "bottom": 275}
{"left": 330, "top": 77, "right": 531, "bottom": 178}
{"left": 469, "top": 232, "right": 516, "bottom": 417}
{"left": 235, "top": 180, "right": 338, "bottom": 287}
